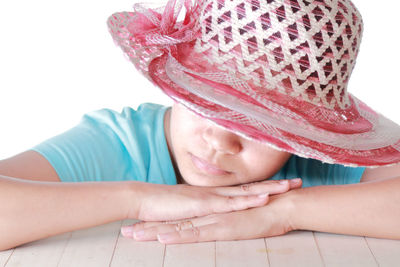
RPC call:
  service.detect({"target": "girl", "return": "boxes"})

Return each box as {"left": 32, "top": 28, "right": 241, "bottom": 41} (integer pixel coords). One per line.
{"left": 1, "top": 0, "right": 400, "bottom": 250}
{"left": 108, "top": 0, "right": 400, "bottom": 243}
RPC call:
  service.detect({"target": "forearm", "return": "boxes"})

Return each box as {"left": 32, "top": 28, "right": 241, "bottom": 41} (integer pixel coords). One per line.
{"left": 0, "top": 175, "right": 138, "bottom": 250}
{"left": 288, "top": 176, "right": 400, "bottom": 239}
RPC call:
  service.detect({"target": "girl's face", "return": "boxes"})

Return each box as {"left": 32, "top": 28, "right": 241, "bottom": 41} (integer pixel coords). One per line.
{"left": 165, "top": 102, "right": 292, "bottom": 186}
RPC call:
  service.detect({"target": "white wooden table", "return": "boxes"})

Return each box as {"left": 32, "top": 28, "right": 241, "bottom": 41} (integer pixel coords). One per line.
{"left": 1, "top": 219, "right": 400, "bottom": 267}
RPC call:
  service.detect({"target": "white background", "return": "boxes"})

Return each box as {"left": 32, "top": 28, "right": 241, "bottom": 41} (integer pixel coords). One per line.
{"left": 0, "top": 0, "right": 399, "bottom": 160}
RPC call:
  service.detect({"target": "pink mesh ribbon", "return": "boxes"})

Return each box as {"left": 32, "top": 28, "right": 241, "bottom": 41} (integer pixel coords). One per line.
{"left": 127, "top": 0, "right": 201, "bottom": 50}
{"left": 108, "top": 0, "right": 400, "bottom": 167}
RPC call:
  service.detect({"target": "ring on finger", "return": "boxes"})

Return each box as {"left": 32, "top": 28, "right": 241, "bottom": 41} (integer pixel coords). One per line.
{"left": 175, "top": 221, "right": 194, "bottom": 231}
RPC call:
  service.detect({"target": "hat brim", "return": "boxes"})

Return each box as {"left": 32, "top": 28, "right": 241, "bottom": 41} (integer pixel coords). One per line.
{"left": 109, "top": 11, "right": 400, "bottom": 167}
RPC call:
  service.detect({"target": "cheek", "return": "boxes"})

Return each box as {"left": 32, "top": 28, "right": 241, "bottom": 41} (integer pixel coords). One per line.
{"left": 173, "top": 105, "right": 198, "bottom": 130}
{"left": 240, "top": 146, "right": 290, "bottom": 180}
{"left": 170, "top": 111, "right": 205, "bottom": 163}
{"left": 172, "top": 122, "right": 200, "bottom": 150}
{"left": 241, "top": 153, "right": 270, "bottom": 176}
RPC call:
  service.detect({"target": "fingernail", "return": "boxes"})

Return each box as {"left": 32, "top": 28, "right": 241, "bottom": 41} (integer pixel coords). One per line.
{"left": 157, "top": 233, "right": 175, "bottom": 243}
{"left": 257, "top": 193, "right": 269, "bottom": 198}
{"left": 291, "top": 178, "right": 302, "bottom": 183}
{"left": 133, "top": 230, "right": 145, "bottom": 240}
{"left": 121, "top": 226, "right": 133, "bottom": 238}
{"left": 279, "top": 180, "right": 288, "bottom": 185}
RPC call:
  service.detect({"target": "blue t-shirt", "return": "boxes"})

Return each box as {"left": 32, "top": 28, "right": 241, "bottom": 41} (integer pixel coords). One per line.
{"left": 31, "top": 103, "right": 365, "bottom": 187}
{"left": 32, "top": 103, "right": 176, "bottom": 185}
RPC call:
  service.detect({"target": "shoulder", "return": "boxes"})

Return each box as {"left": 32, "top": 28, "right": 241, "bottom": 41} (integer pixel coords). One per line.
{"left": 82, "top": 102, "right": 168, "bottom": 122}
{"left": 285, "top": 155, "right": 365, "bottom": 186}
{"left": 79, "top": 103, "right": 170, "bottom": 132}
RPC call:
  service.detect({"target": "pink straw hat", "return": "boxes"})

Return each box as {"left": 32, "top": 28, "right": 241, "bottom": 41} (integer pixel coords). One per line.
{"left": 108, "top": 0, "right": 400, "bottom": 167}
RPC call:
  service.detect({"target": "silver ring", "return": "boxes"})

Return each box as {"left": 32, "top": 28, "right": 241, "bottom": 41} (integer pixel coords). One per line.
{"left": 175, "top": 221, "right": 194, "bottom": 231}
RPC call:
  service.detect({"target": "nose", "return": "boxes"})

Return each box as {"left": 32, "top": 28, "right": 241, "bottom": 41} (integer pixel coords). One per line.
{"left": 202, "top": 123, "right": 242, "bottom": 155}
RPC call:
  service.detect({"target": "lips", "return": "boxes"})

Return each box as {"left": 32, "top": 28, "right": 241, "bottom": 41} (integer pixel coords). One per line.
{"left": 190, "top": 153, "right": 231, "bottom": 176}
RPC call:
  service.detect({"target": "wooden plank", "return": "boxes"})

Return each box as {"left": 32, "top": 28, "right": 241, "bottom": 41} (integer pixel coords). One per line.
{"left": 265, "top": 231, "right": 323, "bottom": 267}
{"left": 0, "top": 248, "right": 13, "bottom": 266}
{"left": 164, "top": 242, "right": 215, "bottom": 267}
{"left": 110, "top": 219, "right": 165, "bottom": 267}
{"left": 216, "top": 238, "right": 269, "bottom": 267}
{"left": 314, "top": 232, "right": 377, "bottom": 267}
{"left": 4, "top": 233, "right": 71, "bottom": 267}
{"left": 57, "top": 221, "right": 122, "bottom": 267}
{"left": 366, "top": 237, "right": 400, "bottom": 267}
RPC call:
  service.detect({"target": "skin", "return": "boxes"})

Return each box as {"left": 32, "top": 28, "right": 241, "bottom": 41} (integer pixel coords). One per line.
{"left": 0, "top": 156, "right": 299, "bottom": 251}
{"left": 121, "top": 102, "right": 400, "bottom": 244}
{"left": 2, "top": 100, "right": 398, "bottom": 248}
{"left": 0, "top": 102, "right": 300, "bottom": 250}
{"left": 164, "top": 102, "right": 293, "bottom": 186}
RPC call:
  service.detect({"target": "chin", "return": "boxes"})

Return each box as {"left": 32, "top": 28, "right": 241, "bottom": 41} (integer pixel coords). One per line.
{"left": 181, "top": 174, "right": 215, "bottom": 186}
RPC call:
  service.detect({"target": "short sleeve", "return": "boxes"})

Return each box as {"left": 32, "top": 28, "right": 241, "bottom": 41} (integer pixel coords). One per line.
{"left": 270, "top": 155, "right": 365, "bottom": 187}
{"left": 30, "top": 104, "right": 176, "bottom": 184}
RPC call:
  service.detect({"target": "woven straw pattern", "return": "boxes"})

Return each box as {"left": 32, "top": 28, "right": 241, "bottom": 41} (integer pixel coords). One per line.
{"left": 161, "top": 54, "right": 400, "bottom": 166}
{"left": 107, "top": 0, "right": 400, "bottom": 166}
{"left": 393, "top": 140, "right": 400, "bottom": 153}
{"left": 194, "top": 0, "right": 363, "bottom": 109}
{"left": 165, "top": 55, "right": 400, "bottom": 150}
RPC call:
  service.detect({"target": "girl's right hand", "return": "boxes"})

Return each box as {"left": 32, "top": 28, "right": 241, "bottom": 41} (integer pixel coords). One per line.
{"left": 128, "top": 178, "right": 302, "bottom": 222}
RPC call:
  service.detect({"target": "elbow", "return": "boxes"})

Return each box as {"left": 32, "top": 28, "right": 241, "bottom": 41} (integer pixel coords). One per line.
{"left": 0, "top": 236, "right": 18, "bottom": 252}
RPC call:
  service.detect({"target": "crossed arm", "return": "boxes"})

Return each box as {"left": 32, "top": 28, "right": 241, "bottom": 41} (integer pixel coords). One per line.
{"left": 1, "top": 150, "right": 400, "bottom": 250}
{"left": 123, "top": 164, "right": 400, "bottom": 243}
{"left": 0, "top": 150, "right": 298, "bottom": 251}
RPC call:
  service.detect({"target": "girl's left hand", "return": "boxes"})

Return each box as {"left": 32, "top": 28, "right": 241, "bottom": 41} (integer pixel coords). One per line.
{"left": 121, "top": 193, "right": 295, "bottom": 243}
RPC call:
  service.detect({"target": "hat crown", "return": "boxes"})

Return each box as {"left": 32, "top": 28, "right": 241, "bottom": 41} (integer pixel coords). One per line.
{"left": 194, "top": 0, "right": 363, "bottom": 109}
{"left": 108, "top": 0, "right": 400, "bottom": 166}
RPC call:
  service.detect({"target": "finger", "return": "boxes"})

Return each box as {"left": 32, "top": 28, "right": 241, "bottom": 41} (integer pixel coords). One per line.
{"left": 156, "top": 209, "right": 266, "bottom": 244}
{"left": 213, "top": 179, "right": 301, "bottom": 196}
{"left": 123, "top": 215, "right": 220, "bottom": 241}
{"left": 123, "top": 218, "right": 201, "bottom": 237}
{"left": 121, "top": 222, "right": 177, "bottom": 240}
{"left": 289, "top": 178, "right": 302, "bottom": 189}
{"left": 211, "top": 180, "right": 283, "bottom": 196}
{"left": 260, "top": 178, "right": 302, "bottom": 193}
{"left": 134, "top": 224, "right": 178, "bottom": 241}
{"left": 132, "top": 221, "right": 161, "bottom": 231}
{"left": 211, "top": 193, "right": 269, "bottom": 213}
{"left": 256, "top": 178, "right": 302, "bottom": 195}
{"left": 132, "top": 220, "right": 203, "bottom": 241}
{"left": 157, "top": 223, "right": 230, "bottom": 244}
